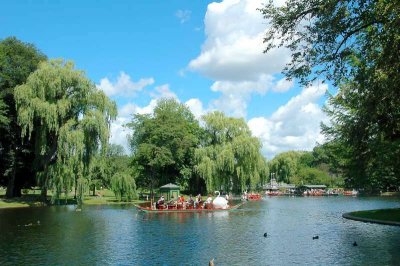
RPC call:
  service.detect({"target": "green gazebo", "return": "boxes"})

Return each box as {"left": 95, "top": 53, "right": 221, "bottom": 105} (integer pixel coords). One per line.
{"left": 159, "top": 183, "right": 180, "bottom": 201}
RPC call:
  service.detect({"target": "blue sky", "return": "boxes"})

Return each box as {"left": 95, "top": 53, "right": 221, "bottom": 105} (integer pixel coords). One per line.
{"left": 1, "top": 0, "right": 329, "bottom": 158}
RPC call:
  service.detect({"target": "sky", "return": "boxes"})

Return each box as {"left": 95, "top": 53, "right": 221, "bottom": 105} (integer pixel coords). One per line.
{"left": 1, "top": 0, "right": 329, "bottom": 159}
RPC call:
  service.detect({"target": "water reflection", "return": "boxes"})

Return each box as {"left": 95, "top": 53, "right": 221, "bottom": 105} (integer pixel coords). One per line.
{"left": 0, "top": 197, "right": 399, "bottom": 265}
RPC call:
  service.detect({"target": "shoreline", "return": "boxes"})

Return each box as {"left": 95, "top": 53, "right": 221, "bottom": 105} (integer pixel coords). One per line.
{"left": 343, "top": 208, "right": 400, "bottom": 226}
{"left": 0, "top": 197, "right": 146, "bottom": 209}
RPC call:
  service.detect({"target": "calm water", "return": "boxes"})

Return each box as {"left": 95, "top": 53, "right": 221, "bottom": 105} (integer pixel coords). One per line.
{"left": 1, "top": 197, "right": 400, "bottom": 265}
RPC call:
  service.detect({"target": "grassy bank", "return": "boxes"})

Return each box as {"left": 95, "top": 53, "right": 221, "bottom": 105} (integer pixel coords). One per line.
{"left": 0, "top": 188, "right": 146, "bottom": 209}
{"left": 343, "top": 208, "right": 400, "bottom": 226}
{"left": 349, "top": 208, "right": 400, "bottom": 222}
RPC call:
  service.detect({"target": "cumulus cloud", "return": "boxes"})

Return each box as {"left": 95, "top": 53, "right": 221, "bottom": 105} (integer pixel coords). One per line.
{"left": 185, "top": 98, "right": 206, "bottom": 119}
{"left": 103, "top": 78, "right": 178, "bottom": 153}
{"left": 150, "top": 84, "right": 178, "bottom": 100}
{"left": 97, "top": 72, "right": 154, "bottom": 97}
{"left": 176, "top": 9, "right": 191, "bottom": 24}
{"left": 248, "top": 83, "right": 328, "bottom": 159}
{"left": 109, "top": 99, "right": 159, "bottom": 154}
{"left": 188, "top": 0, "right": 291, "bottom": 117}
{"left": 272, "top": 78, "right": 294, "bottom": 93}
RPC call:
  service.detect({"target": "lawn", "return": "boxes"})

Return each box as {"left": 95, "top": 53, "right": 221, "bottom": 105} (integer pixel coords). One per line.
{"left": 349, "top": 208, "right": 400, "bottom": 222}
{"left": 0, "top": 188, "right": 146, "bottom": 208}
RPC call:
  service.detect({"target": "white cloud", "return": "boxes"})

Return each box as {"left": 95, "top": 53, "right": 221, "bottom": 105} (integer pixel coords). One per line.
{"left": 185, "top": 98, "right": 206, "bottom": 119}
{"left": 97, "top": 72, "right": 154, "bottom": 97}
{"left": 176, "top": 10, "right": 192, "bottom": 24}
{"left": 189, "top": 0, "right": 289, "bottom": 81}
{"left": 272, "top": 78, "right": 294, "bottom": 93}
{"left": 105, "top": 80, "right": 177, "bottom": 153}
{"left": 150, "top": 84, "right": 178, "bottom": 100}
{"left": 109, "top": 99, "right": 158, "bottom": 154}
{"left": 188, "top": 0, "right": 292, "bottom": 118}
{"left": 109, "top": 116, "right": 132, "bottom": 153}
{"left": 248, "top": 83, "right": 328, "bottom": 159}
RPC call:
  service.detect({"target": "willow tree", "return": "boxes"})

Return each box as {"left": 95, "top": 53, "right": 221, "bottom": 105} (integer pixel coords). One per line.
{"left": 110, "top": 172, "right": 137, "bottom": 202}
{"left": 194, "top": 112, "right": 268, "bottom": 193}
{"left": 14, "top": 59, "right": 117, "bottom": 203}
{"left": 269, "top": 151, "right": 301, "bottom": 183}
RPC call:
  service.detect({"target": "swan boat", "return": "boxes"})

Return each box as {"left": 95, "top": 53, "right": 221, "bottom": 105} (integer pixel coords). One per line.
{"left": 135, "top": 191, "right": 244, "bottom": 213}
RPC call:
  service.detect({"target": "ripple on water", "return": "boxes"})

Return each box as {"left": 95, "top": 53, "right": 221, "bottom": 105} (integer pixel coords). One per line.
{"left": 0, "top": 198, "right": 400, "bottom": 265}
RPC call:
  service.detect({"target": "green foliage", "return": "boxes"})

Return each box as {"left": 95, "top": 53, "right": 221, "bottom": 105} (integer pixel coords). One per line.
{"left": 269, "top": 150, "right": 344, "bottom": 187}
{"left": 110, "top": 172, "right": 137, "bottom": 201}
{"left": 295, "top": 167, "right": 330, "bottom": 186}
{"left": 0, "top": 37, "right": 47, "bottom": 197}
{"left": 260, "top": 0, "right": 399, "bottom": 86}
{"left": 90, "top": 144, "right": 132, "bottom": 190}
{"left": 194, "top": 111, "right": 268, "bottom": 193}
{"left": 128, "top": 98, "right": 202, "bottom": 192}
{"left": 0, "top": 97, "right": 8, "bottom": 127}
{"left": 269, "top": 151, "right": 300, "bottom": 183}
{"left": 14, "top": 59, "right": 117, "bottom": 202}
{"left": 261, "top": 0, "right": 400, "bottom": 191}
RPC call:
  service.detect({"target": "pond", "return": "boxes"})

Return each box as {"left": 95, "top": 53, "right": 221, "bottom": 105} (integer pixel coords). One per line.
{"left": 1, "top": 197, "right": 400, "bottom": 265}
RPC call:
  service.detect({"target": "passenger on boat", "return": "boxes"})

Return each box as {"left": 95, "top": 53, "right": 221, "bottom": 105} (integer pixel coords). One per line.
{"left": 187, "top": 195, "right": 194, "bottom": 207}
{"left": 203, "top": 194, "right": 213, "bottom": 209}
{"left": 177, "top": 195, "right": 185, "bottom": 209}
{"left": 242, "top": 191, "right": 248, "bottom": 200}
{"left": 194, "top": 194, "right": 202, "bottom": 208}
{"left": 177, "top": 195, "right": 184, "bottom": 203}
{"left": 156, "top": 196, "right": 165, "bottom": 209}
{"left": 168, "top": 196, "right": 177, "bottom": 207}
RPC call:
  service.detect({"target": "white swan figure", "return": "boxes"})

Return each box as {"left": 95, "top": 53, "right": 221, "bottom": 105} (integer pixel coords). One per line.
{"left": 212, "top": 191, "right": 229, "bottom": 209}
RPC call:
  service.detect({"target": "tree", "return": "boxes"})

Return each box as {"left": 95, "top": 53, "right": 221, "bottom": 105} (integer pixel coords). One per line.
{"left": 269, "top": 151, "right": 300, "bottom": 183}
{"left": 0, "top": 97, "right": 8, "bottom": 127}
{"left": 128, "top": 98, "right": 202, "bottom": 195}
{"left": 89, "top": 144, "right": 132, "bottom": 197}
{"left": 260, "top": 0, "right": 400, "bottom": 190}
{"left": 0, "top": 37, "right": 47, "bottom": 197}
{"left": 260, "top": 0, "right": 399, "bottom": 86}
{"left": 14, "top": 59, "right": 117, "bottom": 203}
{"left": 269, "top": 150, "right": 344, "bottom": 186}
{"left": 110, "top": 172, "right": 137, "bottom": 202}
{"left": 194, "top": 112, "right": 268, "bottom": 193}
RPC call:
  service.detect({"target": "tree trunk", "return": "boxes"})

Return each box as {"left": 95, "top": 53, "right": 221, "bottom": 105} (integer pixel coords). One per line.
{"left": 40, "top": 186, "right": 47, "bottom": 201}
{"left": 92, "top": 185, "right": 96, "bottom": 196}
{"left": 74, "top": 177, "right": 77, "bottom": 199}
{"left": 5, "top": 150, "right": 21, "bottom": 198}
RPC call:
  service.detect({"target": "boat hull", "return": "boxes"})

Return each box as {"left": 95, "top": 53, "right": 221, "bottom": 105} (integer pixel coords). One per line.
{"left": 135, "top": 202, "right": 244, "bottom": 213}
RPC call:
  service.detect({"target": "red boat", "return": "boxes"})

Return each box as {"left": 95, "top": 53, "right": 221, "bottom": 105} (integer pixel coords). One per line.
{"left": 343, "top": 190, "right": 358, "bottom": 196}
{"left": 135, "top": 201, "right": 244, "bottom": 213}
{"left": 247, "top": 193, "right": 262, "bottom": 200}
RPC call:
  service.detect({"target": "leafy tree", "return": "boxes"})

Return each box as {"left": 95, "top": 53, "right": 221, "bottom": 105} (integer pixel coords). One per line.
{"left": 0, "top": 37, "right": 47, "bottom": 197}
{"left": 14, "top": 59, "right": 117, "bottom": 203}
{"left": 261, "top": 0, "right": 400, "bottom": 190}
{"left": 269, "top": 150, "right": 344, "bottom": 187}
{"left": 295, "top": 167, "right": 331, "bottom": 186}
{"left": 195, "top": 111, "right": 268, "bottom": 193}
{"left": 89, "top": 144, "right": 132, "bottom": 196}
{"left": 128, "top": 98, "right": 202, "bottom": 195}
{"left": 110, "top": 172, "right": 137, "bottom": 202}
{"left": 269, "top": 151, "right": 301, "bottom": 183}
{"left": 0, "top": 97, "right": 8, "bottom": 126}
{"left": 260, "top": 0, "right": 399, "bottom": 86}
